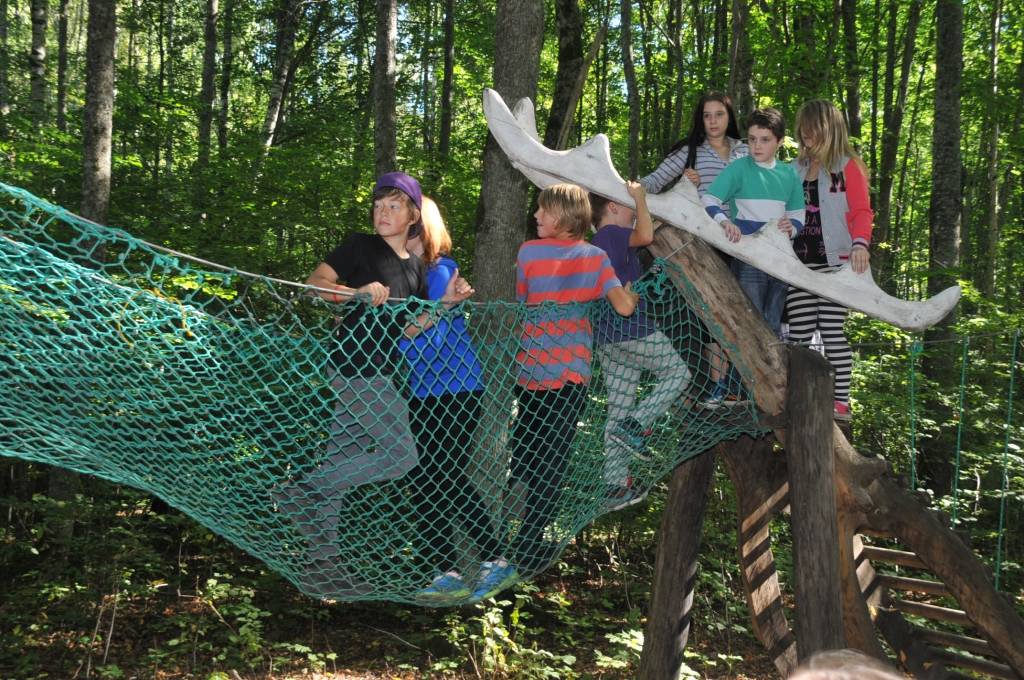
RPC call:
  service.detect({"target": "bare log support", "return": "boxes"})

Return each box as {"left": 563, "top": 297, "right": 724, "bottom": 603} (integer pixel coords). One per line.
{"left": 722, "top": 436, "right": 799, "bottom": 677}
{"left": 785, "top": 345, "right": 847, "bottom": 657}
{"left": 638, "top": 448, "right": 718, "bottom": 680}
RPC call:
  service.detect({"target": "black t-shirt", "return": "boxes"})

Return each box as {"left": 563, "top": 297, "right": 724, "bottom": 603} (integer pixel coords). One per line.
{"left": 323, "top": 233, "right": 428, "bottom": 376}
{"left": 792, "top": 179, "right": 827, "bottom": 265}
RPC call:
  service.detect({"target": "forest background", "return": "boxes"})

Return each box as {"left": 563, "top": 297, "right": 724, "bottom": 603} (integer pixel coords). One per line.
{"left": 0, "top": 0, "right": 1022, "bottom": 676}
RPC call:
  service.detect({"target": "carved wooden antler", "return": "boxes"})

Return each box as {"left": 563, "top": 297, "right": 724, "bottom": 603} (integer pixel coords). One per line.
{"left": 483, "top": 88, "right": 960, "bottom": 332}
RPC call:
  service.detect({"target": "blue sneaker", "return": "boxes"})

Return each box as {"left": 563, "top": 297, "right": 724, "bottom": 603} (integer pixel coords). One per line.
{"left": 418, "top": 571, "right": 471, "bottom": 601}
{"left": 471, "top": 561, "right": 519, "bottom": 601}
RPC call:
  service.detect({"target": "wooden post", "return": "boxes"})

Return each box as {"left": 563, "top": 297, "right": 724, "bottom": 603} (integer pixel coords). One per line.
{"left": 637, "top": 448, "right": 717, "bottom": 680}
{"left": 785, "top": 345, "right": 846, "bottom": 657}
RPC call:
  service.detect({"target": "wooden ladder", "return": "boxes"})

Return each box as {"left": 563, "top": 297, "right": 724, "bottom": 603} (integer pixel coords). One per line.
{"left": 722, "top": 436, "right": 1024, "bottom": 679}
{"left": 856, "top": 535, "right": 1019, "bottom": 680}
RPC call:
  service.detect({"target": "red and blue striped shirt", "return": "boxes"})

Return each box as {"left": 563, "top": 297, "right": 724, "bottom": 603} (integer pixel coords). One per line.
{"left": 515, "top": 238, "right": 621, "bottom": 390}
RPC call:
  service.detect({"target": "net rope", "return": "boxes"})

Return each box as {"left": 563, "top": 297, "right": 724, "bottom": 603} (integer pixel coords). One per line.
{"left": 0, "top": 182, "right": 765, "bottom": 604}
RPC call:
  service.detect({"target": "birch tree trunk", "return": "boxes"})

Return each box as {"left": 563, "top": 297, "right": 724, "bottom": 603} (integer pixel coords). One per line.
{"left": 417, "top": 0, "right": 434, "bottom": 156}
{"left": 373, "top": 0, "right": 397, "bottom": 175}
{"left": 217, "top": 0, "right": 233, "bottom": 156}
{"left": 471, "top": 0, "right": 544, "bottom": 301}
{"left": 975, "top": 0, "right": 1002, "bottom": 299}
{"left": 29, "top": 0, "right": 48, "bottom": 126}
{"left": 621, "top": 0, "right": 640, "bottom": 178}
{"left": 164, "top": 0, "right": 174, "bottom": 172}
{"left": 437, "top": 0, "right": 454, "bottom": 160}
{"left": 197, "top": 0, "right": 218, "bottom": 171}
{"left": 56, "top": 0, "right": 68, "bottom": 131}
{"left": 261, "top": 0, "right": 297, "bottom": 151}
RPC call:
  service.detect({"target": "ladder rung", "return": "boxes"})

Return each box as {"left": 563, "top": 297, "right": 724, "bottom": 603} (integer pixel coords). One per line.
{"left": 876, "top": 574, "right": 948, "bottom": 596}
{"left": 892, "top": 599, "right": 972, "bottom": 626}
{"left": 860, "top": 545, "right": 927, "bottom": 569}
{"left": 929, "top": 648, "right": 1018, "bottom": 680}
{"left": 857, "top": 527, "right": 897, "bottom": 540}
{"left": 912, "top": 625, "right": 993, "bottom": 658}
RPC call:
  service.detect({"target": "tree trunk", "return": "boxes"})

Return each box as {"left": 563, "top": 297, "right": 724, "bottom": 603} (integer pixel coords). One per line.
{"left": 791, "top": 2, "right": 820, "bottom": 109}
{"left": 919, "top": 0, "right": 962, "bottom": 498}
{"left": 275, "top": 0, "right": 328, "bottom": 145}
{"left": 873, "top": 0, "right": 923, "bottom": 290}
{"left": 350, "top": 0, "right": 373, "bottom": 198}
{"left": 841, "top": 0, "right": 862, "bottom": 140}
{"left": 471, "top": 0, "right": 544, "bottom": 302}
{"left": 556, "top": 24, "right": 606, "bottom": 151}
{"left": 417, "top": 0, "right": 434, "bottom": 156}
{"left": 82, "top": 0, "right": 116, "bottom": 225}
{"left": 727, "top": 0, "right": 753, "bottom": 123}
{"left": 437, "top": 0, "right": 454, "bottom": 159}
{"left": 869, "top": 0, "right": 880, "bottom": 176}
{"left": 56, "top": 0, "right": 68, "bottom": 131}
{"left": 711, "top": 0, "right": 728, "bottom": 86}
{"left": 373, "top": 0, "right": 397, "bottom": 174}
{"left": 543, "top": 0, "right": 583, "bottom": 151}
{"left": 667, "top": 0, "right": 685, "bottom": 144}
{"left": 63, "top": 0, "right": 116, "bottom": 575}
{"left": 196, "top": 0, "right": 218, "bottom": 171}
{"left": 164, "top": 0, "right": 174, "bottom": 172}
{"left": 621, "top": 0, "right": 640, "bottom": 178}
{"left": 975, "top": 0, "right": 1002, "bottom": 299}
{"left": 261, "top": 0, "right": 297, "bottom": 150}
{"left": 595, "top": 0, "right": 610, "bottom": 132}
{"left": 217, "top": 0, "right": 233, "bottom": 156}
{"left": 637, "top": 448, "right": 717, "bottom": 679}
{"left": 29, "top": 0, "right": 48, "bottom": 126}
{"left": 0, "top": 0, "right": 8, "bottom": 126}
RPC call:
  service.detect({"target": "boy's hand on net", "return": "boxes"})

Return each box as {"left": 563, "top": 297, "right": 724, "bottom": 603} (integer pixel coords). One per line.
{"left": 777, "top": 218, "right": 794, "bottom": 236}
{"left": 721, "top": 220, "right": 741, "bottom": 243}
{"left": 625, "top": 281, "right": 640, "bottom": 305}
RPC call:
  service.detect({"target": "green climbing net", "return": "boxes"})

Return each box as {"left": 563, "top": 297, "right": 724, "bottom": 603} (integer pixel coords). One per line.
{"left": 0, "top": 181, "right": 764, "bottom": 604}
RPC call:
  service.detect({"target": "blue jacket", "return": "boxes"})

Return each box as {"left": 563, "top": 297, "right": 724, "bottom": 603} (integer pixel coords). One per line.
{"left": 399, "top": 256, "right": 484, "bottom": 398}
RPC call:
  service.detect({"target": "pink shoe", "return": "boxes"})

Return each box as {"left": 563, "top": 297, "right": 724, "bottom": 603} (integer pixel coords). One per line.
{"left": 834, "top": 401, "right": 852, "bottom": 421}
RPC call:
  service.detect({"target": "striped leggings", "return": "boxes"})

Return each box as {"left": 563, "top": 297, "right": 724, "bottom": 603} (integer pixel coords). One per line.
{"left": 786, "top": 263, "right": 853, "bottom": 404}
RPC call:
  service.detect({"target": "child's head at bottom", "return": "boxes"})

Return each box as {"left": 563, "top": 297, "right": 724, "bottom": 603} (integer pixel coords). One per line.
{"left": 537, "top": 183, "right": 592, "bottom": 240}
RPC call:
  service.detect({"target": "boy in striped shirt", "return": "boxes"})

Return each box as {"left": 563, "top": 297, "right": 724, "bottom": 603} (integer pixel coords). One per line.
{"left": 510, "top": 183, "right": 638, "bottom": 571}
